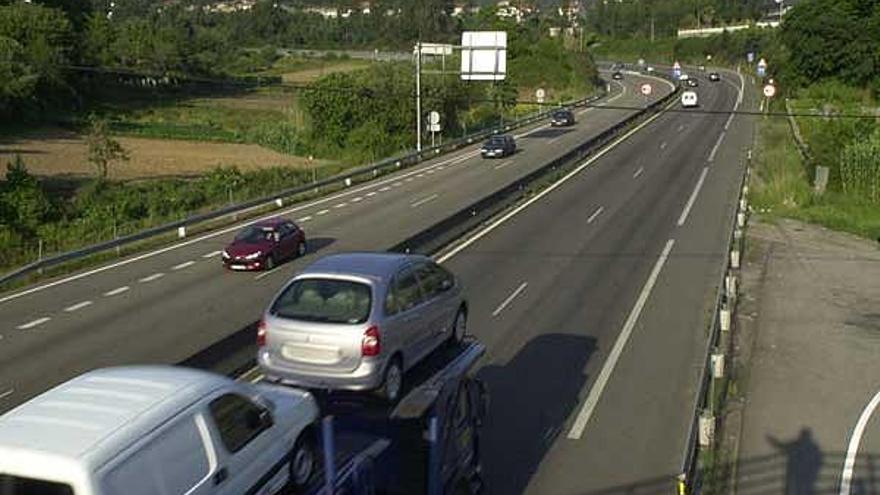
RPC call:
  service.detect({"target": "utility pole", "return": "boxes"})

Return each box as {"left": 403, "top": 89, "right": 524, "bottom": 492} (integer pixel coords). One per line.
{"left": 415, "top": 41, "right": 422, "bottom": 152}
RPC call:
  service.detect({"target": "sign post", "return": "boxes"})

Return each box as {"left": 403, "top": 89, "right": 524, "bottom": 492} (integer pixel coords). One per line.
{"left": 428, "top": 111, "right": 441, "bottom": 147}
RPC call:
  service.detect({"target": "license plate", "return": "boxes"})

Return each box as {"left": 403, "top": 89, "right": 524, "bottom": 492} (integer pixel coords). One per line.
{"left": 230, "top": 264, "right": 247, "bottom": 271}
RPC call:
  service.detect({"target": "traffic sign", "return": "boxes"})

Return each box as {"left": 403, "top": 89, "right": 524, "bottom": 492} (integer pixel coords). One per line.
{"left": 429, "top": 123, "right": 441, "bottom": 132}
{"left": 757, "top": 58, "right": 768, "bottom": 77}
{"left": 640, "top": 83, "right": 652, "bottom": 96}
{"left": 428, "top": 111, "right": 440, "bottom": 125}
{"left": 638, "top": 58, "right": 645, "bottom": 67}
{"left": 747, "top": 52, "right": 755, "bottom": 63}
{"left": 763, "top": 84, "right": 776, "bottom": 98}
{"left": 536, "top": 88, "right": 545, "bottom": 103}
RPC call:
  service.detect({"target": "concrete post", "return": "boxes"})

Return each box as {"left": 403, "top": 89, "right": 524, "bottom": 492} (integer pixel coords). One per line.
{"left": 720, "top": 307, "right": 731, "bottom": 332}
{"left": 177, "top": 226, "right": 186, "bottom": 239}
{"left": 730, "top": 250, "right": 741, "bottom": 269}
{"left": 275, "top": 198, "right": 283, "bottom": 207}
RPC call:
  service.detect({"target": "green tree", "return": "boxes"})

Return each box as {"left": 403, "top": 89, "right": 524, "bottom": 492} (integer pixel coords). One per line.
{"left": 0, "top": 155, "right": 54, "bottom": 235}
{"left": 86, "top": 116, "right": 129, "bottom": 181}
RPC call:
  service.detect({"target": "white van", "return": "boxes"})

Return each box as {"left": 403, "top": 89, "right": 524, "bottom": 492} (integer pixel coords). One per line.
{"left": 0, "top": 366, "right": 319, "bottom": 495}
{"left": 681, "top": 91, "right": 699, "bottom": 108}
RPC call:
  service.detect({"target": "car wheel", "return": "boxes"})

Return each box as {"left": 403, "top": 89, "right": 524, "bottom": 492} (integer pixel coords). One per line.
{"left": 378, "top": 356, "right": 403, "bottom": 403}
{"left": 265, "top": 254, "right": 275, "bottom": 271}
{"left": 289, "top": 434, "right": 316, "bottom": 489}
{"left": 450, "top": 307, "right": 467, "bottom": 344}
{"left": 297, "top": 240, "right": 307, "bottom": 257}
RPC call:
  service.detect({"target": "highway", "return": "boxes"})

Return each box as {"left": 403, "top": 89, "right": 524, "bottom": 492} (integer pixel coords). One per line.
{"left": 0, "top": 72, "right": 671, "bottom": 414}
{"left": 0, "top": 65, "right": 755, "bottom": 493}
{"left": 441, "top": 68, "right": 755, "bottom": 493}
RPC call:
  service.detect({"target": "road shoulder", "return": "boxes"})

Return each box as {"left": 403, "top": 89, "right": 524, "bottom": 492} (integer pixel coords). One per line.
{"left": 731, "top": 218, "right": 880, "bottom": 494}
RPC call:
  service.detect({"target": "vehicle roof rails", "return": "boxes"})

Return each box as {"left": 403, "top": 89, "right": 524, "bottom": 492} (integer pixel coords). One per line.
{"left": 390, "top": 339, "right": 486, "bottom": 420}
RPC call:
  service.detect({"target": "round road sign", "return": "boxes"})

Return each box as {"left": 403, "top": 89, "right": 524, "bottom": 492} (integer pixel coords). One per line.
{"left": 428, "top": 111, "right": 440, "bottom": 125}
{"left": 763, "top": 84, "right": 776, "bottom": 98}
{"left": 535, "top": 88, "right": 546, "bottom": 99}
{"left": 640, "top": 83, "right": 653, "bottom": 96}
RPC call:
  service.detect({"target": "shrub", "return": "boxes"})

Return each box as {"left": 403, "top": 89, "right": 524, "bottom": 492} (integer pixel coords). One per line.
{"left": 840, "top": 131, "right": 880, "bottom": 204}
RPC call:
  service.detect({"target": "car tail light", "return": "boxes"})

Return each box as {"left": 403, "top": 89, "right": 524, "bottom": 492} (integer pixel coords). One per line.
{"left": 257, "top": 318, "right": 267, "bottom": 347}
{"left": 361, "top": 325, "right": 380, "bottom": 357}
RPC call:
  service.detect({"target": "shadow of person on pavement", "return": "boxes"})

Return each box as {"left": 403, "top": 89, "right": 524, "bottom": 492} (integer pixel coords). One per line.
{"left": 476, "top": 333, "right": 596, "bottom": 495}
{"left": 766, "top": 428, "right": 823, "bottom": 495}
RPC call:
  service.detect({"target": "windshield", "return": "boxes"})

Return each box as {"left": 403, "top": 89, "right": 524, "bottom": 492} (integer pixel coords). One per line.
{"left": 271, "top": 278, "right": 372, "bottom": 324}
{"left": 0, "top": 475, "right": 73, "bottom": 495}
{"left": 234, "top": 226, "right": 273, "bottom": 243}
{"left": 487, "top": 137, "right": 507, "bottom": 145}
{"left": 553, "top": 111, "right": 570, "bottom": 118}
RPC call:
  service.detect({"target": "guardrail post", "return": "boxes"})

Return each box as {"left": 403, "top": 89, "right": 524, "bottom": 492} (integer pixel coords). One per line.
{"left": 275, "top": 198, "right": 283, "bottom": 207}
{"left": 720, "top": 306, "right": 731, "bottom": 332}
{"left": 698, "top": 412, "right": 715, "bottom": 447}
{"left": 322, "top": 416, "right": 337, "bottom": 493}
{"left": 711, "top": 353, "right": 725, "bottom": 379}
{"left": 177, "top": 226, "right": 186, "bottom": 239}
{"left": 730, "top": 248, "right": 741, "bottom": 269}
{"left": 345, "top": 178, "right": 352, "bottom": 187}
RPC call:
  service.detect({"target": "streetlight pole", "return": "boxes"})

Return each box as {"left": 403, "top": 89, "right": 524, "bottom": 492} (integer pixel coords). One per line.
{"left": 415, "top": 41, "right": 422, "bottom": 152}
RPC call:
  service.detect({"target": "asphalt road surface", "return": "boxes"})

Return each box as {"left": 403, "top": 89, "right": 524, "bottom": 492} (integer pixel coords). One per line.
{"left": 0, "top": 72, "right": 671, "bottom": 414}
{"left": 440, "top": 68, "right": 756, "bottom": 493}
{"left": 0, "top": 67, "right": 755, "bottom": 494}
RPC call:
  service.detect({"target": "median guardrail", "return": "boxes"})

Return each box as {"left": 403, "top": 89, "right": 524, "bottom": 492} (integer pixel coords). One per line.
{"left": 0, "top": 88, "right": 610, "bottom": 288}
{"left": 390, "top": 77, "right": 680, "bottom": 256}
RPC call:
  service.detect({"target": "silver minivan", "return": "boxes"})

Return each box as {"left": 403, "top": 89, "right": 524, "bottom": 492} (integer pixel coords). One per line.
{"left": 257, "top": 252, "right": 467, "bottom": 402}
{"left": 0, "top": 366, "right": 319, "bottom": 495}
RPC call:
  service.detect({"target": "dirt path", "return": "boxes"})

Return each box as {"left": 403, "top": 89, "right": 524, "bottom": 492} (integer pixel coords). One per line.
{"left": 0, "top": 129, "right": 327, "bottom": 180}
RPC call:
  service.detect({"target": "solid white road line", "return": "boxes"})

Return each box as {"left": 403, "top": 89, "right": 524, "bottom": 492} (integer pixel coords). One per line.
{"left": 202, "top": 250, "right": 221, "bottom": 259}
{"left": 839, "top": 389, "right": 880, "bottom": 495}
{"left": 708, "top": 131, "right": 726, "bottom": 162}
{"left": 677, "top": 167, "right": 710, "bottom": 227}
{"left": 633, "top": 166, "right": 644, "bottom": 179}
{"left": 298, "top": 216, "right": 312, "bottom": 222}
{"left": 436, "top": 95, "right": 676, "bottom": 265}
{"left": 587, "top": 206, "right": 605, "bottom": 224}
{"left": 64, "top": 300, "right": 93, "bottom": 312}
{"left": 0, "top": 389, "right": 12, "bottom": 401}
{"left": 139, "top": 273, "right": 165, "bottom": 283}
{"left": 172, "top": 261, "right": 196, "bottom": 271}
{"left": 410, "top": 194, "right": 439, "bottom": 208}
{"left": 491, "top": 282, "right": 528, "bottom": 317}
{"left": 317, "top": 209, "right": 330, "bottom": 215}
{"left": 17, "top": 317, "right": 51, "bottom": 330}
{"left": 567, "top": 239, "right": 676, "bottom": 439}
{"left": 104, "top": 286, "right": 130, "bottom": 297}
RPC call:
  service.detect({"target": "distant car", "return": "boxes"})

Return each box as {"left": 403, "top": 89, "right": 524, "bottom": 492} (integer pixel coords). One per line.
{"left": 681, "top": 91, "right": 699, "bottom": 108}
{"left": 481, "top": 134, "right": 516, "bottom": 158}
{"left": 612, "top": 71, "right": 624, "bottom": 80}
{"left": 687, "top": 78, "right": 699, "bottom": 87}
{"left": 550, "top": 109, "right": 576, "bottom": 127}
{"left": 709, "top": 72, "right": 721, "bottom": 82}
{"left": 646, "top": 66, "right": 655, "bottom": 73}
{"left": 679, "top": 73, "right": 690, "bottom": 82}
{"left": 0, "top": 366, "right": 320, "bottom": 495}
{"left": 223, "top": 218, "right": 306, "bottom": 271}
{"left": 258, "top": 252, "right": 469, "bottom": 403}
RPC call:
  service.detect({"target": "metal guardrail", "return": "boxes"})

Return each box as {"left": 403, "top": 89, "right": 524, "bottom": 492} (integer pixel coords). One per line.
{"left": 0, "top": 90, "right": 610, "bottom": 287}
{"left": 390, "top": 78, "right": 680, "bottom": 256}
{"left": 678, "top": 144, "right": 752, "bottom": 495}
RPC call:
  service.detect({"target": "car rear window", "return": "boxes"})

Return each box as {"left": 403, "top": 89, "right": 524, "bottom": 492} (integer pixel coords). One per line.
{"left": 0, "top": 475, "right": 73, "bottom": 495}
{"left": 272, "top": 278, "right": 372, "bottom": 324}
{"left": 235, "top": 226, "right": 273, "bottom": 243}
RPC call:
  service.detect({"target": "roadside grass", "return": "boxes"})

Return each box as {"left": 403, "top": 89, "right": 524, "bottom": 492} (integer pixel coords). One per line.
{"left": 751, "top": 115, "right": 880, "bottom": 241}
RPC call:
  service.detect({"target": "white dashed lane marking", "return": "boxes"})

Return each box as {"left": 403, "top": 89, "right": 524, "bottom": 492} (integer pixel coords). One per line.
{"left": 0, "top": 389, "right": 13, "bottom": 401}
{"left": 633, "top": 167, "right": 644, "bottom": 179}
{"left": 172, "top": 261, "right": 196, "bottom": 271}
{"left": 202, "top": 250, "right": 221, "bottom": 259}
{"left": 366, "top": 192, "right": 377, "bottom": 197}
{"left": 411, "top": 194, "right": 439, "bottom": 208}
{"left": 64, "top": 301, "right": 93, "bottom": 312}
{"left": 317, "top": 209, "right": 330, "bottom": 215}
{"left": 104, "top": 286, "right": 130, "bottom": 297}
{"left": 17, "top": 317, "right": 51, "bottom": 330}
{"left": 587, "top": 206, "right": 604, "bottom": 224}
{"left": 298, "top": 216, "right": 312, "bottom": 222}
{"left": 491, "top": 282, "right": 528, "bottom": 317}
{"left": 139, "top": 273, "right": 165, "bottom": 283}
{"left": 334, "top": 203, "right": 347, "bottom": 209}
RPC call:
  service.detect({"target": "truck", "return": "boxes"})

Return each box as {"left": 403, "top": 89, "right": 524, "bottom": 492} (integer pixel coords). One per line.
{"left": 298, "top": 339, "right": 488, "bottom": 495}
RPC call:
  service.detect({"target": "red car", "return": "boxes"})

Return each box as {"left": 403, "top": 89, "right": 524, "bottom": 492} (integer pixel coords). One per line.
{"left": 222, "top": 218, "right": 306, "bottom": 271}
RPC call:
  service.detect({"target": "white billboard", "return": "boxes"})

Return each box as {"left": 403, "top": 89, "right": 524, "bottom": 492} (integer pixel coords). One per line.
{"left": 460, "top": 31, "right": 507, "bottom": 81}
